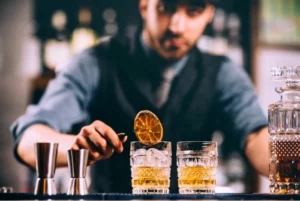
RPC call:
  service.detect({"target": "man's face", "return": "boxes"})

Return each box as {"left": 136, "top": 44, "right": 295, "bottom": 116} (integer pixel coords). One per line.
{"left": 140, "top": 0, "right": 215, "bottom": 61}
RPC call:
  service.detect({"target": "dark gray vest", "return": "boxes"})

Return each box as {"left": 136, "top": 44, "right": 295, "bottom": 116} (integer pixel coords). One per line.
{"left": 88, "top": 34, "right": 226, "bottom": 193}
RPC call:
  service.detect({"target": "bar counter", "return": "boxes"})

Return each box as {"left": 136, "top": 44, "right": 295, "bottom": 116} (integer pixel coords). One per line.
{"left": 0, "top": 193, "right": 299, "bottom": 200}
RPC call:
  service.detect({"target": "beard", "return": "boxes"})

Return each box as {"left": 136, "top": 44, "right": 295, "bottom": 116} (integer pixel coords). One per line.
{"left": 146, "top": 29, "right": 194, "bottom": 61}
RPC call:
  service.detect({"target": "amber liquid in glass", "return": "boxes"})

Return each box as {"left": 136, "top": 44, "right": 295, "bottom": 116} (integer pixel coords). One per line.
{"left": 178, "top": 166, "right": 216, "bottom": 189}
{"left": 269, "top": 133, "right": 300, "bottom": 194}
{"left": 131, "top": 166, "right": 170, "bottom": 191}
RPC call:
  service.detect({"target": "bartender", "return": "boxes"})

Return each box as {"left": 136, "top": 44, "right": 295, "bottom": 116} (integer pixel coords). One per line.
{"left": 11, "top": 0, "right": 268, "bottom": 193}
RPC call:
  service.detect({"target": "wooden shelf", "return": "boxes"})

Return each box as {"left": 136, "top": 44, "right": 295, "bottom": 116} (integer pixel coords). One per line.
{"left": 257, "top": 42, "right": 300, "bottom": 51}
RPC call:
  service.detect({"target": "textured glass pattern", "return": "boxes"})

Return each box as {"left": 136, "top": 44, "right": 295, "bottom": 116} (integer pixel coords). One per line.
{"left": 177, "top": 141, "right": 218, "bottom": 194}
{"left": 269, "top": 67, "right": 300, "bottom": 194}
{"left": 130, "top": 141, "right": 171, "bottom": 194}
{"left": 271, "top": 66, "right": 300, "bottom": 81}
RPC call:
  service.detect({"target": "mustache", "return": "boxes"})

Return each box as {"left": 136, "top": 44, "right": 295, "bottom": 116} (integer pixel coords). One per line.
{"left": 161, "top": 30, "right": 187, "bottom": 42}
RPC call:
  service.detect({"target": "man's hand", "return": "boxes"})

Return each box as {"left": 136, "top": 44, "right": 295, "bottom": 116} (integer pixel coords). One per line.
{"left": 71, "top": 120, "right": 127, "bottom": 165}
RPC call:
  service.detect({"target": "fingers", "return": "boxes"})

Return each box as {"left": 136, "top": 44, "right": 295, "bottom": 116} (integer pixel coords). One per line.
{"left": 72, "top": 120, "right": 124, "bottom": 164}
{"left": 121, "top": 135, "right": 128, "bottom": 144}
{"left": 71, "top": 143, "right": 80, "bottom": 150}
{"left": 75, "top": 134, "right": 100, "bottom": 160}
{"left": 93, "top": 121, "right": 123, "bottom": 153}
{"left": 79, "top": 126, "right": 115, "bottom": 160}
{"left": 85, "top": 129, "right": 115, "bottom": 160}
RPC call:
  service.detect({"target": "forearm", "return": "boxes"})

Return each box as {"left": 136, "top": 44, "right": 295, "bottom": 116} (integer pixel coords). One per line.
{"left": 245, "top": 127, "right": 269, "bottom": 177}
{"left": 17, "top": 124, "right": 76, "bottom": 168}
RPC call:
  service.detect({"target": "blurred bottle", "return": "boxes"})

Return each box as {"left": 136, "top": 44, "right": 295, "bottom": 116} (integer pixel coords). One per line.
{"left": 211, "top": 9, "right": 228, "bottom": 56}
{"left": 212, "top": 131, "right": 247, "bottom": 193}
{"left": 226, "top": 152, "right": 246, "bottom": 193}
{"left": 70, "top": 8, "right": 98, "bottom": 55}
{"left": 102, "top": 8, "right": 118, "bottom": 36}
{"left": 44, "top": 10, "right": 71, "bottom": 72}
{"left": 197, "top": 9, "right": 227, "bottom": 55}
{"left": 0, "top": 34, "right": 2, "bottom": 75}
{"left": 212, "top": 131, "right": 229, "bottom": 189}
{"left": 226, "top": 13, "right": 244, "bottom": 67}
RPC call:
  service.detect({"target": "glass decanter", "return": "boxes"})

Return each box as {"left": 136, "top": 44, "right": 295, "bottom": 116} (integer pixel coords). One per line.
{"left": 269, "top": 66, "right": 300, "bottom": 194}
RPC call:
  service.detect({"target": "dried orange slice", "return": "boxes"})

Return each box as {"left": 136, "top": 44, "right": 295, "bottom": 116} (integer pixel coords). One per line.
{"left": 134, "top": 110, "right": 163, "bottom": 146}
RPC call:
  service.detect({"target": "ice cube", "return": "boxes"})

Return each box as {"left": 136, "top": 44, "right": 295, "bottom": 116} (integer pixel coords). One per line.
{"left": 133, "top": 148, "right": 147, "bottom": 156}
{"left": 146, "top": 148, "right": 168, "bottom": 166}
{"left": 131, "top": 149, "right": 148, "bottom": 166}
{"left": 131, "top": 156, "right": 148, "bottom": 166}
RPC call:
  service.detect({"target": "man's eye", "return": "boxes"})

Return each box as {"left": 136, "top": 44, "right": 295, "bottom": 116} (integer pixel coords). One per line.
{"left": 157, "top": 3, "right": 176, "bottom": 14}
{"left": 187, "top": 7, "right": 205, "bottom": 16}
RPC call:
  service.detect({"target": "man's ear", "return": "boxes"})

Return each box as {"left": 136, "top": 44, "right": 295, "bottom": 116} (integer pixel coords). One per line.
{"left": 139, "top": 0, "right": 148, "bottom": 20}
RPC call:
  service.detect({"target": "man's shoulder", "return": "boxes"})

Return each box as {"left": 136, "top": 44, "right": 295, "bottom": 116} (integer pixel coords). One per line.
{"left": 199, "top": 51, "right": 229, "bottom": 61}
{"left": 92, "top": 35, "right": 131, "bottom": 59}
{"left": 63, "top": 35, "right": 128, "bottom": 68}
{"left": 57, "top": 44, "right": 103, "bottom": 75}
{"left": 193, "top": 50, "right": 252, "bottom": 93}
{"left": 217, "top": 56, "right": 248, "bottom": 80}
{"left": 194, "top": 49, "right": 231, "bottom": 75}
{"left": 197, "top": 50, "right": 242, "bottom": 74}
{"left": 214, "top": 54, "right": 254, "bottom": 95}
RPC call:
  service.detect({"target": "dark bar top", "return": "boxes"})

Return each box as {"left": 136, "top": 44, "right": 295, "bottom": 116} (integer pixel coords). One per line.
{"left": 0, "top": 193, "right": 299, "bottom": 200}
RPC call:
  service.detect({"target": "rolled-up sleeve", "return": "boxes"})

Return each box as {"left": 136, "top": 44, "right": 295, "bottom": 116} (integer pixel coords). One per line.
{"left": 217, "top": 58, "right": 268, "bottom": 150}
{"left": 10, "top": 48, "right": 100, "bottom": 161}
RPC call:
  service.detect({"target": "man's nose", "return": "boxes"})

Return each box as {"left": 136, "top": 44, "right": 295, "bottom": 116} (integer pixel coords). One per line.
{"left": 169, "top": 12, "right": 186, "bottom": 35}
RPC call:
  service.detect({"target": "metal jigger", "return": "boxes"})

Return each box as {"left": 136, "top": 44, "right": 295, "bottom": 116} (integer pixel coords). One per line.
{"left": 34, "top": 142, "right": 58, "bottom": 195}
{"left": 67, "top": 149, "right": 89, "bottom": 195}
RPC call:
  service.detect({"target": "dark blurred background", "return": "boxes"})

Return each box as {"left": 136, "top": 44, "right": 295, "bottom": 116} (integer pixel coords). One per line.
{"left": 0, "top": 0, "right": 300, "bottom": 193}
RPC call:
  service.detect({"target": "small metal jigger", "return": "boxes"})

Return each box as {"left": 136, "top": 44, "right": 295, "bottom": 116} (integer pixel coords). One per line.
{"left": 67, "top": 149, "right": 89, "bottom": 195}
{"left": 34, "top": 142, "right": 58, "bottom": 195}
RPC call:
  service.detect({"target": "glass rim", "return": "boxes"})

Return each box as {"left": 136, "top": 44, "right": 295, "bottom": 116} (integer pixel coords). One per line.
{"left": 130, "top": 141, "right": 171, "bottom": 144}
{"left": 177, "top": 141, "right": 217, "bottom": 144}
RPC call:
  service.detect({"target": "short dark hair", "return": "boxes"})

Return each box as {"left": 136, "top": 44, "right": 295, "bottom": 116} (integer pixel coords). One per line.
{"left": 161, "top": 0, "right": 217, "bottom": 7}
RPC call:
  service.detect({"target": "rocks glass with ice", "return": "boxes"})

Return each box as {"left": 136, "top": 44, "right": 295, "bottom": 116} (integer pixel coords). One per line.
{"left": 177, "top": 141, "right": 218, "bottom": 194}
{"left": 130, "top": 141, "right": 171, "bottom": 194}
